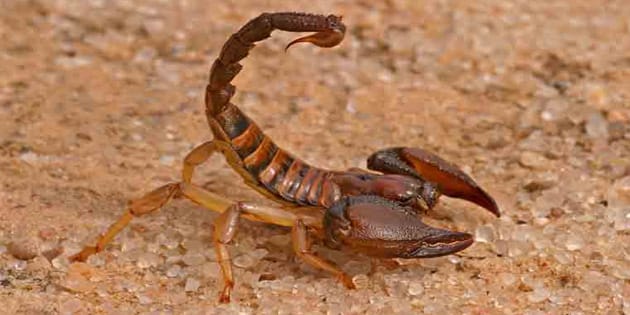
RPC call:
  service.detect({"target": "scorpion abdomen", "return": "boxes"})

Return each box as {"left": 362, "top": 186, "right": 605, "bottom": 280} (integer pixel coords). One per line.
{"left": 212, "top": 103, "right": 336, "bottom": 207}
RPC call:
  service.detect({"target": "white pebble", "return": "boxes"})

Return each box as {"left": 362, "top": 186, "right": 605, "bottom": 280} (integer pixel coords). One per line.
{"left": 565, "top": 234, "right": 584, "bottom": 251}
{"left": 585, "top": 112, "right": 609, "bottom": 139}
{"left": 136, "top": 252, "right": 161, "bottom": 269}
{"left": 184, "top": 277, "right": 201, "bottom": 292}
{"left": 136, "top": 293, "right": 153, "bottom": 305}
{"left": 233, "top": 254, "right": 256, "bottom": 269}
{"left": 527, "top": 287, "right": 550, "bottom": 303}
{"left": 159, "top": 155, "right": 175, "bottom": 166}
{"left": 52, "top": 256, "right": 70, "bottom": 270}
{"left": 553, "top": 251, "right": 574, "bottom": 265}
{"left": 166, "top": 265, "right": 182, "bottom": 278}
{"left": 499, "top": 273, "right": 517, "bottom": 286}
{"left": 474, "top": 224, "right": 495, "bottom": 243}
{"left": 12, "top": 260, "right": 27, "bottom": 271}
{"left": 182, "top": 253, "right": 206, "bottom": 266}
{"left": 407, "top": 281, "right": 424, "bottom": 296}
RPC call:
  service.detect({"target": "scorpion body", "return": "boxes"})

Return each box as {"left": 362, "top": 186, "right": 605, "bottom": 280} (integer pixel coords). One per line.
{"left": 71, "top": 12, "right": 500, "bottom": 303}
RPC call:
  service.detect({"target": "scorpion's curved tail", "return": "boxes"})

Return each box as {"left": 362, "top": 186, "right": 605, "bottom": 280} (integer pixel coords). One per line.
{"left": 204, "top": 12, "right": 346, "bottom": 207}
{"left": 206, "top": 12, "right": 345, "bottom": 116}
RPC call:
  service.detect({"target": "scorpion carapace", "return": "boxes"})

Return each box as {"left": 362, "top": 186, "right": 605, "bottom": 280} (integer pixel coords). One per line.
{"left": 70, "top": 12, "right": 500, "bottom": 303}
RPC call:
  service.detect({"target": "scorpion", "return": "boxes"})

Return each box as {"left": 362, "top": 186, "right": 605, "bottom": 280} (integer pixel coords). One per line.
{"left": 70, "top": 12, "right": 500, "bottom": 303}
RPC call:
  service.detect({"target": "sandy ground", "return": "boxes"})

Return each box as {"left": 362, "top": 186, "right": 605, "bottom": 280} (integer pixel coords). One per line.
{"left": 0, "top": 0, "right": 629, "bottom": 314}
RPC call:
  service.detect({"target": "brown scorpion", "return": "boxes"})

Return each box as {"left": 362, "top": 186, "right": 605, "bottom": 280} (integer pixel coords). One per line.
{"left": 70, "top": 12, "right": 500, "bottom": 303}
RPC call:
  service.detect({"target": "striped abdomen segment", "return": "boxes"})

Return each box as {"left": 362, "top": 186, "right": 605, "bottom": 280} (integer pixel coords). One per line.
{"left": 213, "top": 104, "right": 338, "bottom": 206}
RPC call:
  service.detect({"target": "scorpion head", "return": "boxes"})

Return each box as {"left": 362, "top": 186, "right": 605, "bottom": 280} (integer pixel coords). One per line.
{"left": 323, "top": 195, "right": 473, "bottom": 258}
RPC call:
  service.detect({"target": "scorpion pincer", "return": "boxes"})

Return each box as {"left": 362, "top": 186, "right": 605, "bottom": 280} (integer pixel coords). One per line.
{"left": 70, "top": 12, "right": 500, "bottom": 303}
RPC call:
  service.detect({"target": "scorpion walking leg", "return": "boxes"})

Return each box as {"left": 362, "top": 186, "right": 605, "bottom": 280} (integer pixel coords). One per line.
{"left": 212, "top": 204, "right": 240, "bottom": 303}
{"left": 70, "top": 183, "right": 180, "bottom": 262}
{"left": 182, "top": 141, "right": 217, "bottom": 183}
{"left": 292, "top": 219, "right": 355, "bottom": 289}
{"left": 182, "top": 140, "right": 261, "bottom": 188}
{"left": 70, "top": 182, "right": 235, "bottom": 262}
{"left": 205, "top": 200, "right": 297, "bottom": 303}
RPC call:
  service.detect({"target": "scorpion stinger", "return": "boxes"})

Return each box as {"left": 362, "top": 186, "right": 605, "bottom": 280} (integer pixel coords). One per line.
{"left": 285, "top": 15, "right": 345, "bottom": 51}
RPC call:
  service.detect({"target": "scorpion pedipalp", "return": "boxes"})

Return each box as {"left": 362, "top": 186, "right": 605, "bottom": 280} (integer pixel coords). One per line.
{"left": 324, "top": 196, "right": 474, "bottom": 258}
{"left": 367, "top": 147, "right": 500, "bottom": 217}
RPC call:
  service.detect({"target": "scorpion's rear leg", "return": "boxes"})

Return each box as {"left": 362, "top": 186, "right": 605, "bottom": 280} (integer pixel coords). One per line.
{"left": 69, "top": 183, "right": 184, "bottom": 262}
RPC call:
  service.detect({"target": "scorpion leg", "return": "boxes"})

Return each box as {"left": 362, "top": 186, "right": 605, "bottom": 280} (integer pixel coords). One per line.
{"left": 292, "top": 219, "right": 355, "bottom": 289}
{"left": 182, "top": 141, "right": 217, "bottom": 183}
{"left": 212, "top": 204, "right": 240, "bottom": 303}
{"left": 367, "top": 147, "right": 500, "bottom": 216}
{"left": 69, "top": 183, "right": 181, "bottom": 262}
{"left": 69, "top": 182, "right": 236, "bottom": 262}
{"left": 210, "top": 201, "right": 298, "bottom": 303}
{"left": 206, "top": 199, "right": 351, "bottom": 302}
{"left": 182, "top": 140, "right": 256, "bottom": 184}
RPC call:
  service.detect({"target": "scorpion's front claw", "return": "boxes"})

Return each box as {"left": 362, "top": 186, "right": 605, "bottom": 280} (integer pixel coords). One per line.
{"left": 367, "top": 147, "right": 500, "bottom": 217}
{"left": 324, "top": 196, "right": 474, "bottom": 258}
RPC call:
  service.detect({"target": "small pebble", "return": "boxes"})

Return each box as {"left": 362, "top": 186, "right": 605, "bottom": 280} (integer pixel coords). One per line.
{"left": 474, "top": 224, "right": 496, "bottom": 243}
{"left": 166, "top": 264, "right": 182, "bottom": 278}
{"left": 136, "top": 252, "right": 161, "bottom": 269}
{"left": 59, "top": 272, "right": 95, "bottom": 293}
{"left": 184, "top": 277, "right": 201, "bottom": 292}
{"left": 159, "top": 155, "right": 175, "bottom": 166}
{"left": 499, "top": 273, "right": 517, "bottom": 286}
{"left": 182, "top": 252, "right": 206, "bottom": 266}
{"left": 585, "top": 112, "right": 609, "bottom": 139}
{"left": 407, "top": 281, "right": 424, "bottom": 296}
{"left": 519, "top": 151, "right": 549, "bottom": 169}
{"left": 565, "top": 234, "right": 584, "bottom": 251}
{"left": 527, "top": 287, "right": 550, "bottom": 303}
{"left": 12, "top": 259, "right": 28, "bottom": 270}
{"left": 52, "top": 256, "right": 70, "bottom": 270}
{"left": 136, "top": 293, "right": 153, "bottom": 305}
{"left": 553, "top": 251, "right": 574, "bottom": 265}
{"left": 233, "top": 254, "right": 256, "bottom": 269}
{"left": 200, "top": 262, "right": 221, "bottom": 279}
{"left": 8, "top": 239, "right": 39, "bottom": 260}
{"left": 59, "top": 298, "right": 85, "bottom": 315}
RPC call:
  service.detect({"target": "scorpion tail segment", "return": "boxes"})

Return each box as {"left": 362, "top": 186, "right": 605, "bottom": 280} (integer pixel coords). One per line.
{"left": 367, "top": 147, "right": 500, "bottom": 217}
{"left": 324, "top": 196, "right": 474, "bottom": 258}
{"left": 207, "top": 12, "right": 345, "bottom": 115}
